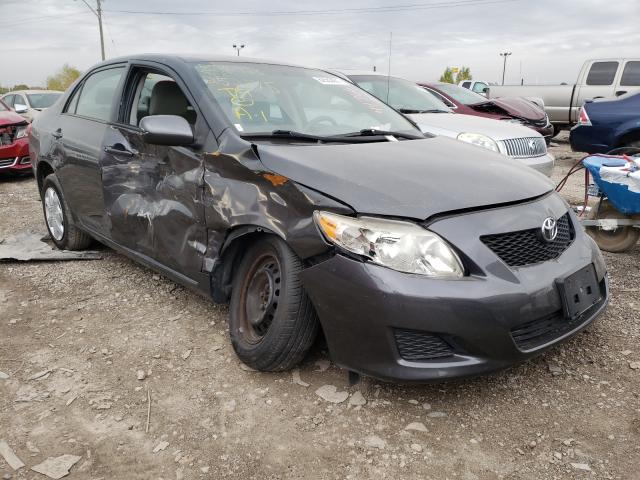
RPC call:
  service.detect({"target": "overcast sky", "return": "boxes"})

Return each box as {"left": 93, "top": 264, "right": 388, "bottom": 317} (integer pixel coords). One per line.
{"left": 2, "top": 0, "right": 639, "bottom": 88}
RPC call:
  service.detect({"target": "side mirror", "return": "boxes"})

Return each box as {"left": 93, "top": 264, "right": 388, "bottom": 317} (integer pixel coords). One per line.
{"left": 14, "top": 104, "right": 28, "bottom": 114}
{"left": 139, "top": 115, "right": 194, "bottom": 146}
{"left": 482, "top": 87, "right": 489, "bottom": 94}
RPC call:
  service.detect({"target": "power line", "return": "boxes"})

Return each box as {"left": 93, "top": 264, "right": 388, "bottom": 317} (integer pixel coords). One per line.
{"left": 0, "top": 10, "right": 91, "bottom": 28}
{"left": 104, "top": 0, "right": 521, "bottom": 17}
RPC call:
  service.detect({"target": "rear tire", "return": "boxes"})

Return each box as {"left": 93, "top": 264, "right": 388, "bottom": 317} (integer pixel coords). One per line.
{"left": 228, "top": 235, "right": 319, "bottom": 371}
{"left": 586, "top": 200, "right": 640, "bottom": 253}
{"left": 41, "top": 174, "right": 92, "bottom": 251}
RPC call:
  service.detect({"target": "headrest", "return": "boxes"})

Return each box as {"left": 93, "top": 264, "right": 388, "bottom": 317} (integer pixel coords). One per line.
{"left": 149, "top": 81, "right": 188, "bottom": 116}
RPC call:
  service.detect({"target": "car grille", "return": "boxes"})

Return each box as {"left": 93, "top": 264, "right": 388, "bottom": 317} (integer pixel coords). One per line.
{"left": 0, "top": 158, "right": 17, "bottom": 168}
{"left": 511, "top": 281, "right": 606, "bottom": 351}
{"left": 501, "top": 137, "right": 547, "bottom": 158}
{"left": 480, "top": 213, "right": 574, "bottom": 267}
{"left": 394, "top": 329, "right": 454, "bottom": 361}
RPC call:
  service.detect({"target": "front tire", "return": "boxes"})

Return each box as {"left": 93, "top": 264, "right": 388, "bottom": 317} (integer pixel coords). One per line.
{"left": 229, "top": 236, "right": 319, "bottom": 371}
{"left": 41, "top": 174, "right": 92, "bottom": 250}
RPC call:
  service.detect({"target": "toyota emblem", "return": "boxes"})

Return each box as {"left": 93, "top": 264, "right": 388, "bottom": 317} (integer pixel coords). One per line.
{"left": 541, "top": 217, "right": 558, "bottom": 242}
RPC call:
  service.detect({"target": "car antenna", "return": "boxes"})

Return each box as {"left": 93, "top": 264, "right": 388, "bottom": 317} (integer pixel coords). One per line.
{"left": 386, "top": 32, "right": 392, "bottom": 104}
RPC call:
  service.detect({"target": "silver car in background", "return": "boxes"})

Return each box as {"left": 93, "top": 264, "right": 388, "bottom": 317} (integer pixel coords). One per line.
{"left": 1, "top": 90, "right": 63, "bottom": 122}
{"left": 338, "top": 71, "right": 554, "bottom": 177}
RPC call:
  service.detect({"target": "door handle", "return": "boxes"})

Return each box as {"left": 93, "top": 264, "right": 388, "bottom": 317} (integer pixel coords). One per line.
{"left": 104, "top": 144, "right": 137, "bottom": 157}
{"left": 51, "top": 129, "right": 63, "bottom": 139}
{"left": 615, "top": 90, "right": 627, "bottom": 97}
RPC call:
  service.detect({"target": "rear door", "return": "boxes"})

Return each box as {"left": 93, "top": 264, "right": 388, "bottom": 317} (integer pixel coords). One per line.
{"left": 573, "top": 61, "right": 620, "bottom": 121}
{"left": 618, "top": 60, "right": 640, "bottom": 97}
{"left": 54, "top": 65, "right": 126, "bottom": 234}
{"left": 100, "top": 63, "right": 208, "bottom": 279}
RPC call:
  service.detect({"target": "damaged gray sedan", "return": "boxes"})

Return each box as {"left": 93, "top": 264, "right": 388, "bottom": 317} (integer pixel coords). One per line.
{"left": 29, "top": 55, "right": 609, "bottom": 382}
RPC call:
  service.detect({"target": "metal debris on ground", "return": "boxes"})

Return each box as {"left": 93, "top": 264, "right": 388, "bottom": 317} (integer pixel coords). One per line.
{"left": 0, "top": 439, "right": 25, "bottom": 470}
{"left": 30, "top": 454, "right": 81, "bottom": 479}
{"left": 0, "top": 232, "right": 102, "bottom": 262}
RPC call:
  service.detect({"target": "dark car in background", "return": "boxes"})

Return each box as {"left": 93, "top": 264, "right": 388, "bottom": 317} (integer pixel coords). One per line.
{"left": 30, "top": 54, "right": 608, "bottom": 382}
{"left": 421, "top": 82, "right": 554, "bottom": 142}
{"left": 0, "top": 98, "right": 31, "bottom": 174}
{"left": 570, "top": 92, "right": 640, "bottom": 154}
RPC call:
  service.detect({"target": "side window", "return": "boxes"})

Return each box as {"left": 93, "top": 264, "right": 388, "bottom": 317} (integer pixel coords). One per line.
{"left": 462, "top": 81, "right": 471, "bottom": 89}
{"left": 65, "top": 85, "right": 83, "bottom": 114}
{"left": 620, "top": 61, "right": 640, "bottom": 87}
{"left": 586, "top": 62, "right": 619, "bottom": 86}
{"left": 128, "top": 71, "right": 197, "bottom": 126}
{"left": 75, "top": 67, "right": 125, "bottom": 121}
{"left": 15, "top": 95, "right": 28, "bottom": 108}
{"left": 472, "top": 82, "right": 487, "bottom": 93}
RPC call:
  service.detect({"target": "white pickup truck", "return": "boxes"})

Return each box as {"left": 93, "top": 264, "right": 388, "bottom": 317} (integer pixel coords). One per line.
{"left": 485, "top": 59, "right": 640, "bottom": 136}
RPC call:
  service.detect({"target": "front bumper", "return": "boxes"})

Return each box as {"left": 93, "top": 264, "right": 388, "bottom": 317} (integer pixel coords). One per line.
{"left": 0, "top": 138, "right": 31, "bottom": 173}
{"left": 301, "top": 193, "right": 608, "bottom": 382}
{"left": 516, "top": 152, "right": 554, "bottom": 177}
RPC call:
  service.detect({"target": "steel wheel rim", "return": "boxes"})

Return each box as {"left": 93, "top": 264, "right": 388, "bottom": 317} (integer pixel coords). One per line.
{"left": 239, "top": 253, "right": 281, "bottom": 344}
{"left": 44, "top": 187, "right": 64, "bottom": 241}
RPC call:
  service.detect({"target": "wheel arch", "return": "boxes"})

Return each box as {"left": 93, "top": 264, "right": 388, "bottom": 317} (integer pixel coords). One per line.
{"left": 35, "top": 160, "right": 55, "bottom": 196}
{"left": 615, "top": 127, "right": 640, "bottom": 147}
{"left": 209, "top": 225, "right": 284, "bottom": 304}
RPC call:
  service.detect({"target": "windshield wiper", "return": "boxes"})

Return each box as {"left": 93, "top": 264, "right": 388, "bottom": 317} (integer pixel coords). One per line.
{"left": 338, "top": 129, "right": 425, "bottom": 140}
{"left": 398, "top": 108, "right": 448, "bottom": 114}
{"left": 241, "top": 129, "right": 419, "bottom": 143}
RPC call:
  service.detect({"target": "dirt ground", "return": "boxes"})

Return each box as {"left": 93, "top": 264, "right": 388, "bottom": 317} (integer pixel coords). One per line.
{"left": 1, "top": 132, "right": 639, "bottom": 480}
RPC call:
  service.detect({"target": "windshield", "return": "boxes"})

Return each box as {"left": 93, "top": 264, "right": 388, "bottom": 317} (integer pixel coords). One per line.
{"left": 0, "top": 100, "right": 7, "bottom": 112}
{"left": 349, "top": 75, "right": 451, "bottom": 113}
{"left": 432, "top": 83, "right": 488, "bottom": 105}
{"left": 194, "top": 62, "right": 419, "bottom": 137}
{"left": 27, "top": 93, "right": 61, "bottom": 109}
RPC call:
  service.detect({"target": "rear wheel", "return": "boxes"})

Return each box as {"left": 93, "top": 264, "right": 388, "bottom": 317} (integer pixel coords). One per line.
{"left": 586, "top": 200, "right": 640, "bottom": 253}
{"left": 229, "top": 236, "right": 319, "bottom": 371}
{"left": 41, "top": 174, "right": 92, "bottom": 250}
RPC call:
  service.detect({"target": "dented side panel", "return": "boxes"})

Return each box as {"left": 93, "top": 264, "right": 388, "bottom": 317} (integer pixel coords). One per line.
{"left": 101, "top": 125, "right": 208, "bottom": 279}
{"left": 202, "top": 132, "right": 354, "bottom": 275}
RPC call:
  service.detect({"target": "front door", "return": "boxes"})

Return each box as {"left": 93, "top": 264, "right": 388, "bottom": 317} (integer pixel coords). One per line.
{"left": 101, "top": 67, "right": 207, "bottom": 279}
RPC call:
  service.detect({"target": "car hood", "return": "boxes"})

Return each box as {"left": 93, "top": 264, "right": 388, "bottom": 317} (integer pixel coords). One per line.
{"left": 0, "top": 110, "right": 28, "bottom": 126}
{"left": 473, "top": 97, "right": 546, "bottom": 121}
{"left": 407, "top": 112, "right": 541, "bottom": 141}
{"left": 255, "top": 136, "right": 553, "bottom": 220}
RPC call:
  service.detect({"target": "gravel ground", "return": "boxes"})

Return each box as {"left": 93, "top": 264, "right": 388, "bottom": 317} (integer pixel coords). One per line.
{"left": 1, "top": 132, "right": 639, "bottom": 480}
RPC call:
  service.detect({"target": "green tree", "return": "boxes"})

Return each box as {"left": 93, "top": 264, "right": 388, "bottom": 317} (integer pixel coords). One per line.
{"left": 46, "top": 64, "right": 81, "bottom": 91}
{"left": 455, "top": 66, "right": 472, "bottom": 84}
{"left": 439, "top": 67, "right": 455, "bottom": 83}
{"left": 12, "top": 84, "right": 30, "bottom": 91}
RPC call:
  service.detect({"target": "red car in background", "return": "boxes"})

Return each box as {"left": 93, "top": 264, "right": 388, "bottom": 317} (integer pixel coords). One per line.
{"left": 0, "top": 99, "right": 31, "bottom": 175}
{"left": 420, "top": 82, "right": 554, "bottom": 143}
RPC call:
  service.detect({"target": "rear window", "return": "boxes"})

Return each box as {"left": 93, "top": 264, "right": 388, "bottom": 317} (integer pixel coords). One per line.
{"left": 586, "top": 61, "right": 619, "bottom": 86}
{"left": 620, "top": 61, "right": 640, "bottom": 86}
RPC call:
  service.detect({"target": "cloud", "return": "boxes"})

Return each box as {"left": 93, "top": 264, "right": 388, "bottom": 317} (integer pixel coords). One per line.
{"left": 2, "top": 0, "right": 638, "bottom": 87}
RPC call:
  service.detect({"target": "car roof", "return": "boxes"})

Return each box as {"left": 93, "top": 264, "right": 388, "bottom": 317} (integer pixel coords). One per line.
{"left": 92, "top": 53, "right": 312, "bottom": 71}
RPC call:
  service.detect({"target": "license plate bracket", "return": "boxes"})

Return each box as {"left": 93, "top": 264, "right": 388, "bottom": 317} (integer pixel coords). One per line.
{"left": 556, "top": 264, "right": 601, "bottom": 320}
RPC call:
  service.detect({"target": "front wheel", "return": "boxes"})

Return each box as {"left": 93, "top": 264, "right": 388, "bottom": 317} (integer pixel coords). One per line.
{"left": 586, "top": 200, "right": 640, "bottom": 253}
{"left": 228, "top": 236, "right": 319, "bottom": 371}
{"left": 41, "top": 174, "right": 92, "bottom": 250}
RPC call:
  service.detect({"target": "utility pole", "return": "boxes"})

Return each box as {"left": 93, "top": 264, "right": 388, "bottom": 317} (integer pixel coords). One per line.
{"left": 499, "top": 52, "right": 512, "bottom": 85}
{"left": 233, "top": 44, "right": 245, "bottom": 56}
{"left": 77, "top": 0, "right": 105, "bottom": 61}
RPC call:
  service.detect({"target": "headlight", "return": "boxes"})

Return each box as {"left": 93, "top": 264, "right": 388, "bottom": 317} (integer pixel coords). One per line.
{"left": 457, "top": 132, "right": 499, "bottom": 153}
{"left": 15, "top": 126, "right": 28, "bottom": 139}
{"left": 314, "top": 211, "right": 464, "bottom": 278}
